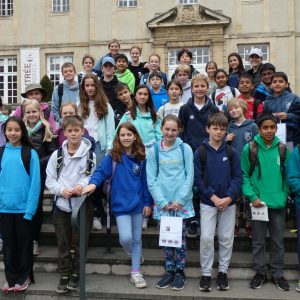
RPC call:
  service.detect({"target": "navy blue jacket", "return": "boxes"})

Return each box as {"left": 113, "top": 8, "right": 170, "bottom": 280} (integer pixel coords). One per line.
{"left": 194, "top": 139, "right": 243, "bottom": 207}
{"left": 264, "top": 90, "right": 300, "bottom": 145}
{"left": 178, "top": 96, "right": 219, "bottom": 152}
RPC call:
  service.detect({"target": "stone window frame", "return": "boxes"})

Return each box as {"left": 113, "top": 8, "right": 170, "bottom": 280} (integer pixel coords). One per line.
{"left": 52, "top": 0, "right": 69, "bottom": 13}
{"left": 0, "top": 0, "right": 13, "bottom": 16}
{"left": 117, "top": 0, "right": 137, "bottom": 8}
{"left": 46, "top": 54, "right": 73, "bottom": 87}
{"left": 0, "top": 57, "right": 17, "bottom": 104}
{"left": 237, "top": 43, "right": 269, "bottom": 70}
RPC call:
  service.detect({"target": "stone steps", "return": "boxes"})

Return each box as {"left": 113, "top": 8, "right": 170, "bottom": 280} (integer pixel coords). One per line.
{"left": 0, "top": 273, "right": 299, "bottom": 300}
{"left": 0, "top": 246, "right": 298, "bottom": 280}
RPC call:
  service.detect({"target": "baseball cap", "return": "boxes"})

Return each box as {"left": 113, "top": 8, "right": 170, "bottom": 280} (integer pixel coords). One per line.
{"left": 249, "top": 48, "right": 263, "bottom": 58}
{"left": 102, "top": 56, "right": 115, "bottom": 66}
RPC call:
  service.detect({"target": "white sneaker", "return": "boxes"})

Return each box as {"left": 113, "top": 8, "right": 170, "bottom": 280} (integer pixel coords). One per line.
{"left": 142, "top": 217, "right": 148, "bottom": 231}
{"left": 92, "top": 217, "right": 102, "bottom": 231}
{"left": 130, "top": 273, "right": 147, "bottom": 288}
{"left": 33, "top": 241, "right": 39, "bottom": 256}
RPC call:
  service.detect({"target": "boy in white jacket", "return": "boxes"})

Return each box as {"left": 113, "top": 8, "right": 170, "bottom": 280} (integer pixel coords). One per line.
{"left": 46, "top": 116, "right": 96, "bottom": 294}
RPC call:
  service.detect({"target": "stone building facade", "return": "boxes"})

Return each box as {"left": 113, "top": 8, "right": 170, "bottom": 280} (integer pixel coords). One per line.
{"left": 0, "top": 0, "right": 298, "bottom": 104}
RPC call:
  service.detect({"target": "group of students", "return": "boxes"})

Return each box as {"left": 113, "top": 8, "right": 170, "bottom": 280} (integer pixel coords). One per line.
{"left": 0, "top": 41, "right": 299, "bottom": 295}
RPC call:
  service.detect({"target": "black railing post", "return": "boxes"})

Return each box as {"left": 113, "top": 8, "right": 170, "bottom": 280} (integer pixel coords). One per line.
{"left": 71, "top": 195, "right": 87, "bottom": 300}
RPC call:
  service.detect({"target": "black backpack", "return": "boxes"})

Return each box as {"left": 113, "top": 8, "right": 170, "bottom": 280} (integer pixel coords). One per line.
{"left": 0, "top": 145, "right": 31, "bottom": 176}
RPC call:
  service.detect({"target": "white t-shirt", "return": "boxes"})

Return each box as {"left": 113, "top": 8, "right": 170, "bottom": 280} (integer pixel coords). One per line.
{"left": 194, "top": 102, "right": 205, "bottom": 111}
{"left": 82, "top": 101, "right": 99, "bottom": 142}
{"left": 157, "top": 101, "right": 184, "bottom": 119}
{"left": 213, "top": 86, "right": 240, "bottom": 112}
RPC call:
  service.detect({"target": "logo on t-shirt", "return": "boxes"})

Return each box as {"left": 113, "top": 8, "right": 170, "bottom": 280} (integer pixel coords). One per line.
{"left": 244, "top": 131, "right": 252, "bottom": 141}
{"left": 132, "top": 164, "right": 141, "bottom": 174}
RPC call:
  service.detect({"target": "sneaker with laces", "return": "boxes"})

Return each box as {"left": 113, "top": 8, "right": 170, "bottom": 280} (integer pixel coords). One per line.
{"left": 92, "top": 217, "right": 102, "bottom": 231}
{"left": 33, "top": 240, "right": 39, "bottom": 256}
{"left": 199, "top": 275, "right": 212, "bottom": 291}
{"left": 156, "top": 272, "right": 174, "bottom": 289}
{"left": 216, "top": 272, "right": 229, "bottom": 290}
{"left": 14, "top": 277, "right": 31, "bottom": 292}
{"left": 56, "top": 276, "right": 69, "bottom": 294}
{"left": 272, "top": 276, "right": 290, "bottom": 291}
{"left": 187, "top": 221, "right": 198, "bottom": 238}
{"left": 249, "top": 273, "right": 267, "bottom": 289}
{"left": 171, "top": 271, "right": 186, "bottom": 291}
{"left": 246, "top": 225, "right": 253, "bottom": 238}
{"left": 67, "top": 274, "right": 79, "bottom": 291}
{"left": 130, "top": 273, "right": 147, "bottom": 288}
{"left": 234, "top": 225, "right": 239, "bottom": 238}
{"left": 296, "top": 279, "right": 300, "bottom": 292}
{"left": 2, "top": 282, "right": 14, "bottom": 293}
{"left": 142, "top": 217, "right": 148, "bottom": 231}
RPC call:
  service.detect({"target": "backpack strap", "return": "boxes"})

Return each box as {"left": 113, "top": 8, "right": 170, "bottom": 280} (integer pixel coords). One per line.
{"left": 0, "top": 145, "right": 5, "bottom": 173}
{"left": 56, "top": 147, "right": 64, "bottom": 179}
{"left": 229, "top": 87, "right": 236, "bottom": 97}
{"left": 278, "top": 142, "right": 287, "bottom": 187}
{"left": 249, "top": 140, "right": 259, "bottom": 178}
{"left": 211, "top": 90, "right": 216, "bottom": 104}
{"left": 58, "top": 83, "right": 64, "bottom": 118}
{"left": 21, "top": 146, "right": 31, "bottom": 176}
{"left": 85, "top": 148, "right": 95, "bottom": 176}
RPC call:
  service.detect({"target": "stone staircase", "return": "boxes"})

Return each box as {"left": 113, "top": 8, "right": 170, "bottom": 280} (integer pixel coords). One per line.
{"left": 0, "top": 190, "right": 299, "bottom": 299}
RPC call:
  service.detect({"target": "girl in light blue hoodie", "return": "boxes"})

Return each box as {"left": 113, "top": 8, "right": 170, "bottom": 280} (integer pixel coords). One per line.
{"left": 146, "top": 115, "right": 194, "bottom": 291}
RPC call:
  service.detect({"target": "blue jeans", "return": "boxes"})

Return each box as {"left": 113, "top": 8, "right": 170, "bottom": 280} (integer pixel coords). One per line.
{"left": 116, "top": 213, "right": 143, "bottom": 271}
{"left": 94, "top": 141, "right": 106, "bottom": 167}
{"left": 297, "top": 207, "right": 300, "bottom": 272}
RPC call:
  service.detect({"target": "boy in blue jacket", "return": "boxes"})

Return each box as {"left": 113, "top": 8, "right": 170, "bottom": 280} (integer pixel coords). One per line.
{"left": 194, "top": 113, "right": 242, "bottom": 292}
{"left": 149, "top": 71, "right": 169, "bottom": 111}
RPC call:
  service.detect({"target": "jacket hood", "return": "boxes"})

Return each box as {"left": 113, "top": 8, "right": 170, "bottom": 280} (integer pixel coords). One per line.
{"left": 159, "top": 137, "right": 183, "bottom": 152}
{"left": 254, "top": 134, "right": 280, "bottom": 151}
{"left": 187, "top": 95, "right": 213, "bottom": 111}
{"left": 150, "top": 87, "right": 167, "bottom": 95}
{"left": 62, "top": 137, "right": 92, "bottom": 158}
{"left": 62, "top": 80, "right": 79, "bottom": 90}
{"left": 228, "top": 119, "right": 255, "bottom": 129}
{"left": 136, "top": 107, "right": 153, "bottom": 119}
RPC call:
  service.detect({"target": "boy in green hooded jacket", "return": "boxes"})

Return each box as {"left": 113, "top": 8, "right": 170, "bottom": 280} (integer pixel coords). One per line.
{"left": 241, "top": 113, "right": 290, "bottom": 291}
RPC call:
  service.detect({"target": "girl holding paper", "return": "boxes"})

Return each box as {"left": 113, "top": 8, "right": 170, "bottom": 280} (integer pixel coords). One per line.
{"left": 146, "top": 115, "right": 194, "bottom": 291}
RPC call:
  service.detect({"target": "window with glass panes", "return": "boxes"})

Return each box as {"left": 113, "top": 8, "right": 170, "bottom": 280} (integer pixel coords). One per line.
{"left": 52, "top": 0, "right": 69, "bottom": 12}
{"left": 47, "top": 55, "right": 73, "bottom": 87}
{"left": 0, "top": 0, "right": 13, "bottom": 16}
{"left": 168, "top": 47, "right": 210, "bottom": 78}
{"left": 179, "top": 0, "right": 198, "bottom": 4}
{"left": 0, "top": 57, "right": 17, "bottom": 104}
{"left": 237, "top": 44, "right": 269, "bottom": 70}
{"left": 117, "top": 0, "right": 137, "bottom": 7}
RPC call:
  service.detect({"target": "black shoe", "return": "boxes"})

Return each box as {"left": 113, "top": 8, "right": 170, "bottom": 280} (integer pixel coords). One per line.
{"left": 156, "top": 272, "right": 174, "bottom": 289}
{"left": 56, "top": 276, "right": 69, "bottom": 294}
{"left": 199, "top": 276, "right": 212, "bottom": 291}
{"left": 187, "top": 222, "right": 198, "bottom": 238}
{"left": 272, "top": 276, "right": 290, "bottom": 291}
{"left": 67, "top": 274, "right": 79, "bottom": 291}
{"left": 171, "top": 271, "right": 185, "bottom": 291}
{"left": 216, "top": 272, "right": 229, "bottom": 290}
{"left": 249, "top": 273, "right": 267, "bottom": 289}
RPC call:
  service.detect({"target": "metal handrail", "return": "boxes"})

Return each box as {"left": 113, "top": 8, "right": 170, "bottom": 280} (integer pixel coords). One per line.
{"left": 71, "top": 194, "right": 87, "bottom": 300}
